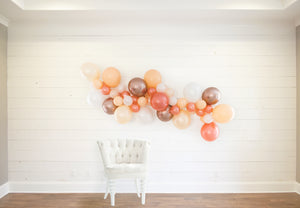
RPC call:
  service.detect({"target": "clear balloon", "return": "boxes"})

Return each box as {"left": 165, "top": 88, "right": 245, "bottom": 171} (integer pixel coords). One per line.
{"left": 144, "top": 69, "right": 162, "bottom": 88}
{"left": 172, "top": 110, "right": 191, "bottom": 129}
{"left": 102, "top": 67, "right": 121, "bottom": 87}
{"left": 169, "top": 96, "right": 177, "bottom": 106}
{"left": 183, "top": 82, "right": 202, "bottom": 102}
{"left": 87, "top": 89, "right": 105, "bottom": 107}
{"left": 201, "top": 122, "right": 219, "bottom": 142}
{"left": 114, "top": 105, "right": 132, "bottom": 124}
{"left": 165, "top": 88, "right": 175, "bottom": 97}
{"left": 150, "top": 92, "right": 169, "bottom": 111}
{"left": 212, "top": 104, "right": 234, "bottom": 123}
{"left": 136, "top": 107, "right": 154, "bottom": 123}
{"left": 80, "top": 63, "right": 101, "bottom": 81}
{"left": 156, "top": 83, "right": 166, "bottom": 92}
{"left": 202, "top": 114, "right": 213, "bottom": 123}
{"left": 123, "top": 95, "right": 133, "bottom": 106}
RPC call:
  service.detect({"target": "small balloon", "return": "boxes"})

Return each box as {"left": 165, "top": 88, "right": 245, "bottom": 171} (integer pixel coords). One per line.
{"left": 186, "top": 102, "right": 196, "bottom": 112}
{"left": 196, "top": 109, "right": 205, "bottom": 117}
{"left": 102, "top": 67, "right": 121, "bottom": 87}
{"left": 172, "top": 110, "right": 191, "bottom": 129}
{"left": 156, "top": 83, "right": 167, "bottom": 92}
{"left": 177, "top": 98, "right": 188, "bottom": 109}
{"left": 93, "top": 79, "right": 103, "bottom": 89}
{"left": 150, "top": 92, "right": 169, "bottom": 111}
{"left": 144, "top": 69, "right": 162, "bottom": 88}
{"left": 109, "top": 89, "right": 119, "bottom": 98}
{"left": 101, "top": 84, "right": 111, "bottom": 95}
{"left": 169, "top": 96, "right": 177, "bottom": 106}
{"left": 147, "top": 87, "right": 157, "bottom": 97}
{"left": 128, "top": 77, "right": 147, "bottom": 97}
{"left": 196, "top": 100, "right": 207, "bottom": 110}
{"left": 170, "top": 105, "right": 180, "bottom": 115}
{"left": 212, "top": 104, "right": 234, "bottom": 123}
{"left": 123, "top": 95, "right": 133, "bottom": 106}
{"left": 137, "top": 97, "right": 147, "bottom": 107}
{"left": 165, "top": 88, "right": 175, "bottom": 97}
{"left": 87, "top": 89, "right": 104, "bottom": 107}
{"left": 116, "top": 84, "right": 126, "bottom": 93}
{"left": 202, "top": 114, "right": 213, "bottom": 123}
{"left": 102, "top": 98, "right": 117, "bottom": 115}
{"left": 202, "top": 87, "right": 221, "bottom": 105}
{"left": 114, "top": 105, "right": 132, "bottom": 124}
{"left": 121, "top": 91, "right": 130, "bottom": 98}
{"left": 157, "top": 106, "right": 173, "bottom": 122}
{"left": 113, "top": 96, "right": 123, "bottom": 106}
{"left": 130, "top": 104, "right": 140, "bottom": 112}
{"left": 131, "top": 96, "right": 138, "bottom": 104}
{"left": 183, "top": 82, "right": 202, "bottom": 102}
{"left": 204, "top": 105, "right": 213, "bottom": 114}
{"left": 80, "top": 63, "right": 101, "bottom": 81}
{"left": 201, "top": 122, "right": 219, "bottom": 142}
{"left": 136, "top": 107, "right": 154, "bottom": 123}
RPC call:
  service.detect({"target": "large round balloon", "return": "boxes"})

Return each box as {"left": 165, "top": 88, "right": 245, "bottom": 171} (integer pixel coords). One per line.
{"left": 212, "top": 104, "right": 234, "bottom": 123}
{"left": 201, "top": 122, "right": 219, "bottom": 142}
{"left": 102, "top": 98, "right": 117, "bottom": 115}
{"left": 183, "top": 82, "right": 202, "bottom": 102}
{"left": 128, "top": 77, "right": 147, "bottom": 97}
{"left": 150, "top": 92, "right": 169, "bottom": 111}
{"left": 136, "top": 107, "right": 154, "bottom": 123}
{"left": 172, "top": 110, "right": 191, "bottom": 129}
{"left": 157, "top": 106, "right": 173, "bottom": 122}
{"left": 87, "top": 89, "right": 104, "bottom": 107}
{"left": 114, "top": 105, "right": 132, "bottom": 124}
{"left": 202, "top": 87, "right": 221, "bottom": 105}
{"left": 144, "top": 69, "right": 162, "bottom": 88}
{"left": 80, "top": 63, "right": 101, "bottom": 81}
{"left": 102, "top": 67, "right": 121, "bottom": 87}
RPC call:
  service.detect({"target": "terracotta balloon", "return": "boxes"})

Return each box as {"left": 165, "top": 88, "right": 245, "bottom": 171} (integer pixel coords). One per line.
{"left": 80, "top": 63, "right": 100, "bottom": 81}
{"left": 144, "top": 69, "right": 162, "bottom": 88}
{"left": 170, "top": 105, "right": 180, "bottom": 115}
{"left": 157, "top": 106, "right": 173, "bottom": 122}
{"left": 114, "top": 105, "right": 132, "bottom": 124}
{"left": 201, "top": 122, "right": 219, "bottom": 142}
{"left": 147, "top": 87, "right": 157, "bottom": 97}
{"left": 150, "top": 92, "right": 169, "bottom": 111}
{"left": 93, "top": 79, "right": 103, "bottom": 89}
{"left": 196, "top": 100, "right": 207, "bottom": 110}
{"left": 196, "top": 109, "right": 205, "bottom": 117}
{"left": 102, "top": 98, "right": 117, "bottom": 115}
{"left": 204, "top": 105, "right": 213, "bottom": 114}
{"left": 212, "top": 104, "right": 234, "bottom": 123}
{"left": 130, "top": 104, "right": 140, "bottom": 113}
{"left": 121, "top": 91, "right": 130, "bottom": 98}
{"left": 172, "top": 110, "right": 191, "bottom": 129}
{"left": 186, "top": 102, "right": 196, "bottom": 112}
{"left": 177, "top": 98, "right": 188, "bottom": 109}
{"left": 128, "top": 77, "right": 147, "bottom": 97}
{"left": 101, "top": 84, "right": 110, "bottom": 95}
{"left": 202, "top": 87, "right": 221, "bottom": 105}
{"left": 113, "top": 96, "right": 123, "bottom": 106}
{"left": 102, "top": 67, "right": 121, "bottom": 87}
{"left": 131, "top": 96, "right": 138, "bottom": 104}
{"left": 137, "top": 97, "right": 147, "bottom": 107}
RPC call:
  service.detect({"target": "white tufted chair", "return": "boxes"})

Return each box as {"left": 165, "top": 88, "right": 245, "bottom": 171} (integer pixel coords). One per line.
{"left": 97, "top": 139, "right": 150, "bottom": 206}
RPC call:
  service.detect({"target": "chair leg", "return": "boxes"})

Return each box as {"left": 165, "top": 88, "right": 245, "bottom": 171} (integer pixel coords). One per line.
{"left": 104, "top": 180, "right": 109, "bottom": 199}
{"left": 135, "top": 178, "right": 141, "bottom": 198}
{"left": 141, "top": 178, "right": 146, "bottom": 205}
{"left": 109, "top": 179, "right": 116, "bottom": 206}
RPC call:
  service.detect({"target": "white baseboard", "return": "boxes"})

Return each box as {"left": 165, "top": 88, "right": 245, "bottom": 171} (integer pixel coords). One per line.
{"left": 0, "top": 183, "right": 9, "bottom": 198}
{"left": 8, "top": 181, "right": 296, "bottom": 194}
{"left": 295, "top": 182, "right": 300, "bottom": 195}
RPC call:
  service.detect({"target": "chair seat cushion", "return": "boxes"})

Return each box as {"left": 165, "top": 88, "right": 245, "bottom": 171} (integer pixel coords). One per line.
{"left": 105, "top": 163, "right": 147, "bottom": 179}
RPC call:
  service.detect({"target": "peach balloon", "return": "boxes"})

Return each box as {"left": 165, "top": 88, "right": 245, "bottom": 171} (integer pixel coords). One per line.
{"left": 113, "top": 96, "right": 123, "bottom": 106}
{"left": 165, "top": 88, "right": 175, "bottom": 97}
{"left": 93, "top": 79, "right": 103, "bottom": 89}
{"left": 102, "top": 67, "right": 121, "bottom": 87}
{"left": 138, "top": 97, "right": 147, "bottom": 107}
{"left": 114, "top": 105, "right": 132, "bottom": 124}
{"left": 80, "top": 63, "right": 101, "bottom": 81}
{"left": 177, "top": 98, "right": 188, "bottom": 109}
{"left": 144, "top": 69, "right": 162, "bottom": 88}
{"left": 172, "top": 110, "right": 191, "bottom": 129}
{"left": 196, "top": 100, "right": 207, "bottom": 110}
{"left": 212, "top": 104, "right": 234, "bottom": 123}
{"left": 109, "top": 89, "right": 119, "bottom": 98}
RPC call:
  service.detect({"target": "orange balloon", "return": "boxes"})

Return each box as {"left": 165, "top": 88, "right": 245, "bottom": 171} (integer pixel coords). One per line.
{"left": 212, "top": 104, "right": 234, "bottom": 123}
{"left": 196, "top": 100, "right": 207, "bottom": 110}
{"left": 113, "top": 96, "right": 123, "bottom": 106}
{"left": 177, "top": 98, "right": 188, "bottom": 109}
{"left": 102, "top": 67, "right": 121, "bottom": 87}
{"left": 93, "top": 79, "right": 103, "bottom": 89}
{"left": 144, "top": 69, "right": 162, "bottom": 88}
{"left": 137, "top": 97, "right": 147, "bottom": 107}
{"left": 172, "top": 110, "right": 191, "bottom": 129}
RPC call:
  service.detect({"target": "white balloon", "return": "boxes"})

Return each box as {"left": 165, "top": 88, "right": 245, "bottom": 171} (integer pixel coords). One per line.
{"left": 183, "top": 82, "right": 202, "bottom": 102}
{"left": 87, "top": 89, "right": 105, "bottom": 107}
{"left": 136, "top": 107, "right": 154, "bottom": 123}
{"left": 123, "top": 95, "right": 133, "bottom": 106}
{"left": 109, "top": 89, "right": 119, "bottom": 98}
{"left": 169, "top": 96, "right": 177, "bottom": 106}
{"left": 203, "top": 114, "right": 213, "bottom": 124}
{"left": 156, "top": 83, "right": 166, "bottom": 92}
{"left": 115, "top": 84, "right": 126, "bottom": 93}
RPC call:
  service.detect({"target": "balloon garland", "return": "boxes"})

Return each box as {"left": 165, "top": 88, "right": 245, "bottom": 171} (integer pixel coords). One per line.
{"left": 81, "top": 63, "right": 234, "bottom": 142}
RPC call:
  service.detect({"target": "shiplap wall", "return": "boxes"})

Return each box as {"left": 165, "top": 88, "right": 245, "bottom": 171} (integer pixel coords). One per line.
{"left": 7, "top": 19, "right": 297, "bottom": 192}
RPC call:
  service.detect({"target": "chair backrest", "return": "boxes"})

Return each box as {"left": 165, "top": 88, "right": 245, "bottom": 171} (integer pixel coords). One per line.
{"left": 97, "top": 139, "right": 150, "bottom": 167}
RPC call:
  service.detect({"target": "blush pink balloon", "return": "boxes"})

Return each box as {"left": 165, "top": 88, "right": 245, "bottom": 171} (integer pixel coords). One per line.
{"left": 150, "top": 92, "right": 169, "bottom": 111}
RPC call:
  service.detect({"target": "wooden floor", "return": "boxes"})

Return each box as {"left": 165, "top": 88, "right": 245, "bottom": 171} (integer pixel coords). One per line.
{"left": 1, "top": 193, "right": 300, "bottom": 208}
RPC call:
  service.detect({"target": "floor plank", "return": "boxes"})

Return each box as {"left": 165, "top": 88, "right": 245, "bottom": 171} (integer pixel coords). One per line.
{"left": 0, "top": 193, "right": 300, "bottom": 208}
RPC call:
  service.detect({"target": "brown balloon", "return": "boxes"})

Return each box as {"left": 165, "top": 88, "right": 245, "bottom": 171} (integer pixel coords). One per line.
{"left": 156, "top": 106, "right": 173, "bottom": 122}
{"left": 102, "top": 98, "right": 117, "bottom": 115}
{"left": 128, "top": 77, "right": 147, "bottom": 97}
{"left": 202, "top": 87, "right": 221, "bottom": 105}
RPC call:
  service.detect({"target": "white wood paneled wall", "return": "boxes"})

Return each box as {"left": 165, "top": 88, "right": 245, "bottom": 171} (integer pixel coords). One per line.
{"left": 7, "top": 19, "right": 296, "bottom": 192}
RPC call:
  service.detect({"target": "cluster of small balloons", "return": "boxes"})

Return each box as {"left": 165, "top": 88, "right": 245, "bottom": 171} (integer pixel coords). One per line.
{"left": 81, "top": 63, "right": 234, "bottom": 142}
